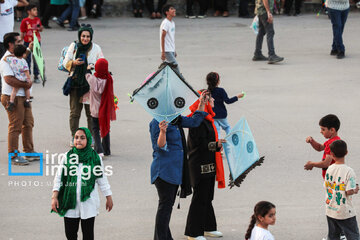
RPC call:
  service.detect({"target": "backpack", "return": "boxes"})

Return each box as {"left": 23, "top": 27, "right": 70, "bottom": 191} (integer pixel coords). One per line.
{"left": 58, "top": 41, "right": 77, "bottom": 72}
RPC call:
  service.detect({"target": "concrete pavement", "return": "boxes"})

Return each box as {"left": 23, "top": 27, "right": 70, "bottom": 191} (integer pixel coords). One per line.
{"left": 1, "top": 13, "right": 360, "bottom": 239}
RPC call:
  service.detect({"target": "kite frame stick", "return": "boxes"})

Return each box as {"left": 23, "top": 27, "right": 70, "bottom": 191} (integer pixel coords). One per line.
{"left": 131, "top": 62, "right": 200, "bottom": 98}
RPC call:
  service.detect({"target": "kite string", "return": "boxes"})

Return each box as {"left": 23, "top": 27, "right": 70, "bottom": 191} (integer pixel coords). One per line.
{"left": 165, "top": 68, "right": 169, "bottom": 122}
{"left": 238, "top": 107, "right": 314, "bottom": 170}
{"left": 237, "top": 107, "right": 304, "bottom": 143}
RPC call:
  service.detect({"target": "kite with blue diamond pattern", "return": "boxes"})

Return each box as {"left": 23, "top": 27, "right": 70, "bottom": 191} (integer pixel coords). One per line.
{"left": 222, "top": 117, "right": 265, "bottom": 188}
{"left": 131, "top": 63, "right": 199, "bottom": 123}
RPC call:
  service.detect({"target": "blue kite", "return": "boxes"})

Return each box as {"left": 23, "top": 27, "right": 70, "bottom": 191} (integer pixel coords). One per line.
{"left": 131, "top": 63, "right": 199, "bottom": 123}
{"left": 222, "top": 117, "right": 264, "bottom": 188}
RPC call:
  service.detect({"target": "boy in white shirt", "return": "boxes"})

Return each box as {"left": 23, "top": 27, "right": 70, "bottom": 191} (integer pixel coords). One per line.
{"left": 160, "top": 4, "right": 179, "bottom": 73}
{"left": 325, "top": 140, "right": 360, "bottom": 240}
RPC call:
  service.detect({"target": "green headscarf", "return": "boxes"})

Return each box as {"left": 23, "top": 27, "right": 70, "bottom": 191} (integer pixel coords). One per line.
{"left": 72, "top": 25, "right": 94, "bottom": 97}
{"left": 53, "top": 127, "right": 102, "bottom": 217}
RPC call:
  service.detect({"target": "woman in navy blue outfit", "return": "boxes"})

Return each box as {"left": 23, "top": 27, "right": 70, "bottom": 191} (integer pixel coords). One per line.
{"left": 149, "top": 92, "right": 209, "bottom": 240}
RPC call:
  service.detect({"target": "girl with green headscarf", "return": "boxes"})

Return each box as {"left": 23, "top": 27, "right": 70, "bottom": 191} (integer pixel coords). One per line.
{"left": 62, "top": 24, "right": 104, "bottom": 144}
{"left": 51, "top": 127, "right": 113, "bottom": 240}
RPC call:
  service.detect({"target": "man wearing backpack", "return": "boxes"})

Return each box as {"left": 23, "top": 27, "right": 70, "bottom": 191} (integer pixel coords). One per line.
{"left": 0, "top": 32, "right": 40, "bottom": 165}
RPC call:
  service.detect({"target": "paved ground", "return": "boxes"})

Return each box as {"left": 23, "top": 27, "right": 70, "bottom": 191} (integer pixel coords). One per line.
{"left": 1, "top": 13, "right": 360, "bottom": 239}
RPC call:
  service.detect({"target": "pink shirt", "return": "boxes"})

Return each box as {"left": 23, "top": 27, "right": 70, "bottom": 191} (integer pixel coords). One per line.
{"left": 85, "top": 73, "right": 107, "bottom": 118}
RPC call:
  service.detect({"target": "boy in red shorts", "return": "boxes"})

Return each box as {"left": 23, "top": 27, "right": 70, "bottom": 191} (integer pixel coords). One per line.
{"left": 20, "top": 4, "right": 43, "bottom": 83}
{"left": 304, "top": 114, "right": 341, "bottom": 179}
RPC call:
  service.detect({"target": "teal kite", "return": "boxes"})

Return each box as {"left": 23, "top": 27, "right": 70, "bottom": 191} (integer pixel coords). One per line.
{"left": 222, "top": 117, "right": 264, "bottom": 188}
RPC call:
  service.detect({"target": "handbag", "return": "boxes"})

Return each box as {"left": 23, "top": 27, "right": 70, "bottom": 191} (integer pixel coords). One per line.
{"left": 62, "top": 76, "right": 73, "bottom": 96}
{"left": 58, "top": 41, "right": 77, "bottom": 72}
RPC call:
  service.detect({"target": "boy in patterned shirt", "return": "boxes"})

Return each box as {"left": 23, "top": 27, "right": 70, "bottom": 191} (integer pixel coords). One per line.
{"left": 324, "top": 140, "right": 359, "bottom": 239}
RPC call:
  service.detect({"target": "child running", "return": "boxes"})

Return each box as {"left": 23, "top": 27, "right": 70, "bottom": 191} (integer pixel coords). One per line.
{"left": 51, "top": 127, "right": 113, "bottom": 240}
{"left": 4, "top": 44, "right": 31, "bottom": 111}
{"left": 304, "top": 114, "right": 341, "bottom": 179}
{"left": 245, "top": 201, "right": 276, "bottom": 240}
{"left": 324, "top": 140, "right": 360, "bottom": 239}
{"left": 206, "top": 72, "right": 244, "bottom": 137}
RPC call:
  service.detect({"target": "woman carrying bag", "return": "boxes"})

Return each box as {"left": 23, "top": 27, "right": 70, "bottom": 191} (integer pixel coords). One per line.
{"left": 63, "top": 23, "right": 104, "bottom": 147}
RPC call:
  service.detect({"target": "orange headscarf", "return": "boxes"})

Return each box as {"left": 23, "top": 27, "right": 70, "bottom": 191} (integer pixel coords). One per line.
{"left": 187, "top": 92, "right": 225, "bottom": 189}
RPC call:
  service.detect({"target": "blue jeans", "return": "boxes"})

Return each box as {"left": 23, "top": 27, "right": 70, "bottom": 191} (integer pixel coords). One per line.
{"left": 214, "top": 118, "right": 231, "bottom": 138}
{"left": 24, "top": 42, "right": 39, "bottom": 77}
{"left": 164, "top": 52, "right": 180, "bottom": 73}
{"left": 59, "top": 0, "right": 80, "bottom": 28}
{"left": 328, "top": 8, "right": 349, "bottom": 53}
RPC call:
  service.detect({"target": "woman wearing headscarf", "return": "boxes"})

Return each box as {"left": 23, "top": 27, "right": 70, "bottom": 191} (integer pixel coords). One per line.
{"left": 185, "top": 91, "right": 226, "bottom": 240}
{"left": 63, "top": 24, "right": 104, "bottom": 147}
{"left": 51, "top": 127, "right": 113, "bottom": 240}
{"left": 85, "top": 58, "right": 116, "bottom": 157}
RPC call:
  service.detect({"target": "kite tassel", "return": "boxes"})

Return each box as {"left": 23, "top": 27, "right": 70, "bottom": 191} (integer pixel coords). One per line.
{"left": 128, "top": 93, "right": 134, "bottom": 103}
{"left": 228, "top": 156, "right": 265, "bottom": 189}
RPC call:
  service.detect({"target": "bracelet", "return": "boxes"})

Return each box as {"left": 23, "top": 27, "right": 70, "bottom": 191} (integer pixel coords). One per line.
{"left": 26, "top": 47, "right": 31, "bottom": 52}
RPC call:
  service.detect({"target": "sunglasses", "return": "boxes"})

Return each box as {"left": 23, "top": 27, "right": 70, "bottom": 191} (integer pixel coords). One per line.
{"left": 80, "top": 23, "right": 92, "bottom": 28}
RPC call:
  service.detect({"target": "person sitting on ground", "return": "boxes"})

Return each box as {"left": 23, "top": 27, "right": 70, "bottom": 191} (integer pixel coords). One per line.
{"left": 132, "top": 0, "right": 144, "bottom": 17}
{"left": 214, "top": 0, "right": 229, "bottom": 17}
{"left": 146, "top": 0, "right": 166, "bottom": 19}
{"left": 185, "top": 0, "right": 208, "bottom": 18}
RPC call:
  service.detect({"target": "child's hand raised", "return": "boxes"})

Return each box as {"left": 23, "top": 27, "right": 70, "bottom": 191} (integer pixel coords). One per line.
{"left": 106, "top": 195, "right": 113, "bottom": 212}
{"left": 304, "top": 161, "right": 314, "bottom": 170}
{"left": 306, "top": 136, "right": 313, "bottom": 143}
{"left": 237, "top": 93, "right": 245, "bottom": 99}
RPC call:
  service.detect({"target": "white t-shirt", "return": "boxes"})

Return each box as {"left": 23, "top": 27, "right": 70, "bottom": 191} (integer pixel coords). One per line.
{"left": 0, "top": 0, "right": 18, "bottom": 42}
{"left": 325, "top": 164, "right": 357, "bottom": 220}
{"left": 250, "top": 226, "right": 275, "bottom": 240}
{"left": 0, "top": 50, "right": 32, "bottom": 96}
{"left": 159, "top": 18, "right": 175, "bottom": 52}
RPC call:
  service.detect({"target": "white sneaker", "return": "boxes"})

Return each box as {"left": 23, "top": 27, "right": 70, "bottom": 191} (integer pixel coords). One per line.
{"left": 188, "top": 236, "right": 207, "bottom": 240}
{"left": 356, "top": 1, "right": 360, "bottom": 8}
{"left": 204, "top": 231, "right": 223, "bottom": 238}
